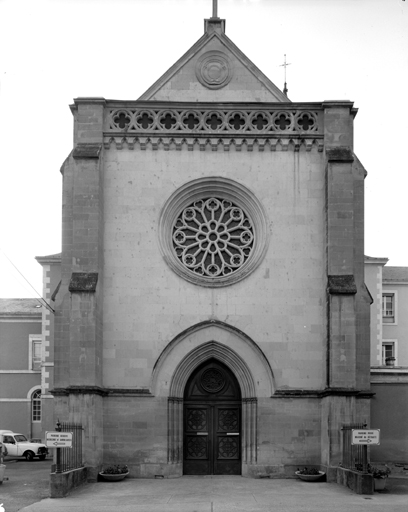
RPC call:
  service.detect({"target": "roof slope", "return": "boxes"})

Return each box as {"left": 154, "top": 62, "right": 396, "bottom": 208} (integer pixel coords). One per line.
{"left": 383, "top": 266, "right": 408, "bottom": 283}
{"left": 139, "top": 18, "right": 288, "bottom": 103}
{"left": 0, "top": 298, "right": 43, "bottom": 316}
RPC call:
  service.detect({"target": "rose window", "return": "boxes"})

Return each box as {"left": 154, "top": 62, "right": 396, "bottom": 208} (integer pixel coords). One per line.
{"left": 159, "top": 177, "right": 269, "bottom": 287}
{"left": 201, "top": 368, "right": 226, "bottom": 393}
{"left": 172, "top": 198, "right": 254, "bottom": 278}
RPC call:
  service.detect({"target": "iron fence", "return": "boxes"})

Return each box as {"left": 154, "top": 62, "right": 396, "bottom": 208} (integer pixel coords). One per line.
{"left": 52, "top": 422, "right": 84, "bottom": 473}
{"left": 341, "top": 423, "right": 368, "bottom": 472}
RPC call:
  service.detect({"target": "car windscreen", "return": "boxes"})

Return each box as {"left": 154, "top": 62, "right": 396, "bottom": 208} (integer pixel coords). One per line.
{"left": 14, "top": 435, "right": 28, "bottom": 442}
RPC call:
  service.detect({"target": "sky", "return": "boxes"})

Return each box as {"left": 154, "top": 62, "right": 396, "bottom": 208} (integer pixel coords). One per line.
{"left": 0, "top": 0, "right": 407, "bottom": 299}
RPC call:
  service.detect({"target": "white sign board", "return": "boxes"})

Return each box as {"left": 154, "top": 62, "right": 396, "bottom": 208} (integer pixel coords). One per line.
{"left": 45, "top": 431, "right": 73, "bottom": 448}
{"left": 352, "top": 429, "right": 380, "bottom": 445}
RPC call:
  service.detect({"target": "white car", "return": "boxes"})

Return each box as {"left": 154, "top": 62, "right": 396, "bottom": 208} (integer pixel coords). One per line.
{"left": 0, "top": 430, "right": 48, "bottom": 461}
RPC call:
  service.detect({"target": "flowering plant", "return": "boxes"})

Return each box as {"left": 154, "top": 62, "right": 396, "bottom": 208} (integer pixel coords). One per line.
{"left": 296, "top": 467, "right": 320, "bottom": 475}
{"left": 101, "top": 464, "right": 128, "bottom": 475}
{"left": 368, "top": 464, "right": 391, "bottom": 479}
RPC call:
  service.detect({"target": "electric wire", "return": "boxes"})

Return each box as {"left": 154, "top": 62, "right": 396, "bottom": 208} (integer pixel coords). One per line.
{"left": 0, "top": 247, "right": 55, "bottom": 313}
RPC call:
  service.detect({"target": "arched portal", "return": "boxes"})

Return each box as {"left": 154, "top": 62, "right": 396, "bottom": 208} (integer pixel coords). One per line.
{"left": 152, "top": 321, "right": 274, "bottom": 475}
{"left": 183, "top": 359, "right": 241, "bottom": 475}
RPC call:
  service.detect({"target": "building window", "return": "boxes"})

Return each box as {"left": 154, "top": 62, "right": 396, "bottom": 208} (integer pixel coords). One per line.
{"left": 32, "top": 390, "right": 41, "bottom": 422}
{"left": 382, "top": 293, "right": 395, "bottom": 323}
{"left": 382, "top": 341, "right": 397, "bottom": 366}
{"left": 29, "top": 337, "right": 42, "bottom": 371}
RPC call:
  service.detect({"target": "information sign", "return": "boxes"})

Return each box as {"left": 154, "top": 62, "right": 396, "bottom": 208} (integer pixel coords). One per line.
{"left": 45, "top": 431, "right": 73, "bottom": 448}
{"left": 351, "top": 429, "right": 380, "bottom": 445}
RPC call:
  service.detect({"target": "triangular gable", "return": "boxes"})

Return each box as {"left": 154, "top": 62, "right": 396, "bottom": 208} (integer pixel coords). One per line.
{"left": 138, "top": 19, "right": 288, "bottom": 103}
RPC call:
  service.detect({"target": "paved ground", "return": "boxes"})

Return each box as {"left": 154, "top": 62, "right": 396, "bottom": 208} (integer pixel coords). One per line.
{"left": 1, "top": 460, "right": 407, "bottom": 512}
{"left": 7, "top": 475, "right": 408, "bottom": 512}
{"left": 0, "top": 458, "right": 51, "bottom": 512}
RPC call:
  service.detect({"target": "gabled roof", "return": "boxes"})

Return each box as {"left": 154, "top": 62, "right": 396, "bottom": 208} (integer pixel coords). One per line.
{"left": 383, "top": 266, "right": 408, "bottom": 283}
{"left": 139, "top": 18, "right": 288, "bottom": 103}
{"left": 35, "top": 252, "right": 61, "bottom": 265}
{"left": 364, "top": 255, "right": 389, "bottom": 265}
{"left": 0, "top": 298, "right": 43, "bottom": 316}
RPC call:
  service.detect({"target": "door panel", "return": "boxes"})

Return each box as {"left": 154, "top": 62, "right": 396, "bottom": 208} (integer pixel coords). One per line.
{"left": 214, "top": 405, "right": 240, "bottom": 475}
{"left": 184, "top": 405, "right": 211, "bottom": 475}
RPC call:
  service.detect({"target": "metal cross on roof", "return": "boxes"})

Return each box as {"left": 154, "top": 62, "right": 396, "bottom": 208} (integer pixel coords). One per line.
{"left": 280, "top": 54, "right": 291, "bottom": 96}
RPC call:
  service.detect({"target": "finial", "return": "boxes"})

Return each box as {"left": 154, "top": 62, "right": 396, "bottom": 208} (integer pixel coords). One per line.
{"left": 280, "top": 54, "right": 291, "bottom": 97}
{"left": 205, "top": 0, "right": 225, "bottom": 33}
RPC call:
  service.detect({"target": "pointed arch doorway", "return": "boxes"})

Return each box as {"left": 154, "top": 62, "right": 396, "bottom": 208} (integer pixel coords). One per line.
{"left": 183, "top": 359, "right": 241, "bottom": 475}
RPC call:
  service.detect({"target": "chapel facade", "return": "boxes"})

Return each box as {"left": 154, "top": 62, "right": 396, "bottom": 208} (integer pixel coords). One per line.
{"left": 52, "top": 14, "right": 371, "bottom": 480}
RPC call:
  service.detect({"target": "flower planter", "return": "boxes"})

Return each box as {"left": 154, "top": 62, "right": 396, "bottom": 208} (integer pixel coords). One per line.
{"left": 374, "top": 477, "right": 387, "bottom": 491}
{"left": 295, "top": 471, "right": 325, "bottom": 482}
{"left": 99, "top": 471, "right": 129, "bottom": 481}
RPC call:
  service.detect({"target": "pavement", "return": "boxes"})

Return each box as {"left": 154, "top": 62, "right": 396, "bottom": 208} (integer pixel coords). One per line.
{"left": 0, "top": 459, "right": 50, "bottom": 512}
{"left": 8, "top": 475, "right": 408, "bottom": 512}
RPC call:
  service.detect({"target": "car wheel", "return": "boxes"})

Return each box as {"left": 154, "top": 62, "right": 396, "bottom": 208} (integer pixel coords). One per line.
{"left": 25, "top": 451, "right": 35, "bottom": 461}
{"left": 39, "top": 455, "right": 46, "bottom": 461}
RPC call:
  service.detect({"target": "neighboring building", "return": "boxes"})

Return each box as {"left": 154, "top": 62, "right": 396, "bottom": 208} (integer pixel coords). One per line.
{"left": 365, "top": 257, "right": 408, "bottom": 462}
{"left": 52, "top": 13, "right": 371, "bottom": 480}
{"left": 35, "top": 252, "right": 62, "bottom": 437}
{"left": 0, "top": 299, "right": 43, "bottom": 438}
{"left": 381, "top": 266, "right": 408, "bottom": 367}
{"left": 0, "top": 253, "right": 61, "bottom": 441}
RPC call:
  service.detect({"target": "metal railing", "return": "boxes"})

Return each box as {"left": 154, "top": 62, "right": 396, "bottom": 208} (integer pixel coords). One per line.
{"left": 52, "top": 421, "right": 84, "bottom": 473}
{"left": 341, "top": 423, "right": 368, "bottom": 472}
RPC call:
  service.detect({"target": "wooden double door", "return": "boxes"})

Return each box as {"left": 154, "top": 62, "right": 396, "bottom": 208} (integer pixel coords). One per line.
{"left": 183, "top": 359, "right": 241, "bottom": 475}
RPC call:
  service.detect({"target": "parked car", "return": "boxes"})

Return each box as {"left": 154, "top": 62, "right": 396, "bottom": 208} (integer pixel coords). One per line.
{"left": 0, "top": 430, "right": 48, "bottom": 461}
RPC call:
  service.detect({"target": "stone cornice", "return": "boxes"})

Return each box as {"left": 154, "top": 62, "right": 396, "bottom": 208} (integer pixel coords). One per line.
{"left": 103, "top": 136, "right": 323, "bottom": 152}
{"left": 50, "top": 386, "right": 153, "bottom": 397}
{"left": 50, "top": 386, "right": 108, "bottom": 397}
{"left": 0, "top": 314, "right": 41, "bottom": 321}
{"left": 371, "top": 367, "right": 408, "bottom": 384}
{"left": 272, "top": 388, "right": 374, "bottom": 399}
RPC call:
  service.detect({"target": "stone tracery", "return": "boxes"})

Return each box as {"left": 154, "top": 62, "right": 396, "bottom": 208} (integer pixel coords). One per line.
{"left": 173, "top": 198, "right": 254, "bottom": 279}
{"left": 159, "top": 177, "right": 269, "bottom": 287}
{"left": 106, "top": 107, "right": 319, "bottom": 134}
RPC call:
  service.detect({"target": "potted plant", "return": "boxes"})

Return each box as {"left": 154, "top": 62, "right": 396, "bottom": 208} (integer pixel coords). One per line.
{"left": 295, "top": 467, "right": 325, "bottom": 481}
{"left": 385, "top": 357, "right": 396, "bottom": 367}
{"left": 99, "top": 464, "right": 129, "bottom": 481}
{"left": 368, "top": 464, "right": 391, "bottom": 491}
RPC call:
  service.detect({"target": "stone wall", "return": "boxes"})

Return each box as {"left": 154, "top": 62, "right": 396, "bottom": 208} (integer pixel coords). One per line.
{"left": 53, "top": 96, "right": 370, "bottom": 476}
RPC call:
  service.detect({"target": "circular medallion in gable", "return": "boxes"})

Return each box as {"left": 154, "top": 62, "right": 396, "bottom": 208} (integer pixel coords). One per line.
{"left": 196, "top": 51, "right": 233, "bottom": 89}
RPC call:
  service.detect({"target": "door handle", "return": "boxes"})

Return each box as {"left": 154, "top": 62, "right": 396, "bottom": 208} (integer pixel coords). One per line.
{"left": 226, "top": 433, "right": 239, "bottom": 436}
{"left": 196, "top": 432, "right": 208, "bottom": 436}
